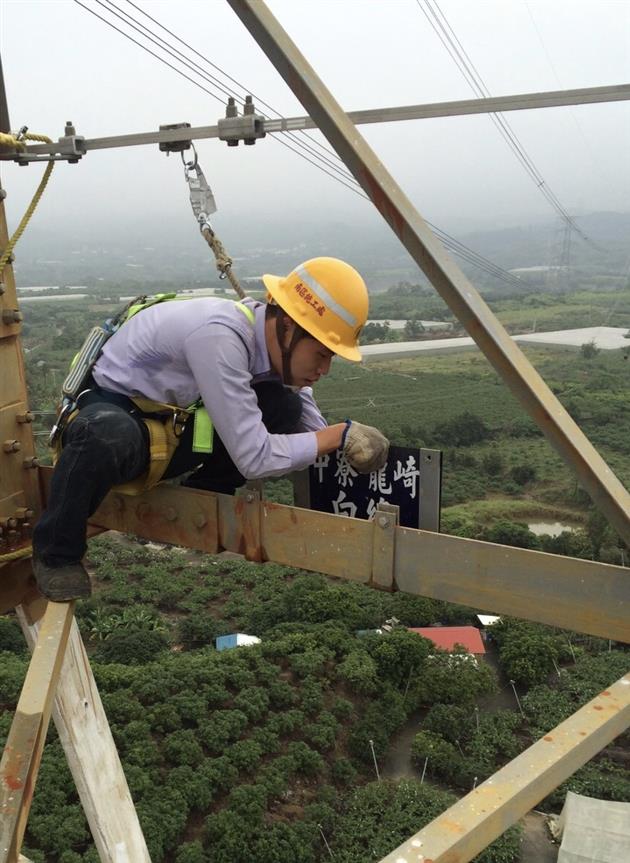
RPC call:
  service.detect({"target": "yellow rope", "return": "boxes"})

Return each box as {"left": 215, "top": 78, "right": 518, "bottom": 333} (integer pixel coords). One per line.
{"left": 0, "top": 132, "right": 55, "bottom": 278}
{"left": 201, "top": 226, "right": 246, "bottom": 300}
{"left": 0, "top": 544, "right": 33, "bottom": 564}
{"left": 0, "top": 132, "right": 25, "bottom": 151}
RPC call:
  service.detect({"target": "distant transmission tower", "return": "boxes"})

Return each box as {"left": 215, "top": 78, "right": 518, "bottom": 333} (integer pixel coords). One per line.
{"left": 547, "top": 220, "right": 573, "bottom": 292}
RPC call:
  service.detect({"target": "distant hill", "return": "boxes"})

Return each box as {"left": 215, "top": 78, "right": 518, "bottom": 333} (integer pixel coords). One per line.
{"left": 12, "top": 211, "right": 630, "bottom": 292}
{"left": 462, "top": 211, "right": 630, "bottom": 272}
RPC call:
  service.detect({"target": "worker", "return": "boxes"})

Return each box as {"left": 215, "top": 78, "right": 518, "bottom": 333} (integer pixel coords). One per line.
{"left": 32, "top": 257, "right": 389, "bottom": 601}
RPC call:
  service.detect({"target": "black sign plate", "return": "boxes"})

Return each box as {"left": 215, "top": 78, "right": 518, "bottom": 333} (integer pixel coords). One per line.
{"left": 308, "top": 445, "right": 433, "bottom": 529}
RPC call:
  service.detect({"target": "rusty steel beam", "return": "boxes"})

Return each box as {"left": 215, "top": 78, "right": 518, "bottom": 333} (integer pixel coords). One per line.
{"left": 225, "top": 0, "right": 630, "bottom": 547}
{"left": 59, "top": 475, "right": 628, "bottom": 643}
{"left": 0, "top": 58, "right": 41, "bottom": 585}
{"left": 0, "top": 600, "right": 75, "bottom": 863}
{"left": 395, "top": 527, "right": 630, "bottom": 643}
{"left": 380, "top": 672, "right": 630, "bottom": 863}
{"left": 0, "top": 559, "right": 34, "bottom": 615}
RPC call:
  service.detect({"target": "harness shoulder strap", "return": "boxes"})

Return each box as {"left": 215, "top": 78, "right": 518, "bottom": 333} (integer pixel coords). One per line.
{"left": 186, "top": 302, "right": 256, "bottom": 455}
{"left": 123, "top": 292, "right": 178, "bottom": 322}
{"left": 235, "top": 301, "right": 255, "bottom": 325}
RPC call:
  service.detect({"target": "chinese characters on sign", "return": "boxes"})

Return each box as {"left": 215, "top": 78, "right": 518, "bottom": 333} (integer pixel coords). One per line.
{"left": 308, "top": 446, "right": 440, "bottom": 529}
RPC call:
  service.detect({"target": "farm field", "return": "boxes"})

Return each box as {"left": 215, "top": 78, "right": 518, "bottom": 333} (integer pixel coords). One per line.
{"left": 20, "top": 286, "right": 630, "bottom": 551}
{"left": 6, "top": 285, "right": 630, "bottom": 862}
{"left": 2, "top": 536, "right": 627, "bottom": 863}
{"left": 315, "top": 342, "right": 630, "bottom": 549}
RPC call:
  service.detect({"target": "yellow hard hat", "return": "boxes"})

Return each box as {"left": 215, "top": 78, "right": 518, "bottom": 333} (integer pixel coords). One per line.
{"left": 262, "top": 257, "right": 368, "bottom": 362}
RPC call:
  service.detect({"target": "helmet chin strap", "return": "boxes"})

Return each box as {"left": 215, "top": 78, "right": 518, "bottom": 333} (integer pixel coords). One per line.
{"left": 275, "top": 312, "right": 307, "bottom": 386}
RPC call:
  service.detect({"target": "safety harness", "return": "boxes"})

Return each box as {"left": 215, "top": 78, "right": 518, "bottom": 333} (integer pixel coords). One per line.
{"left": 51, "top": 295, "right": 255, "bottom": 495}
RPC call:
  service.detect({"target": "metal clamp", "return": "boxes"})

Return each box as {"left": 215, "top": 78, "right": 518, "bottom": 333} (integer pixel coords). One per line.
{"left": 371, "top": 501, "right": 399, "bottom": 591}
{"left": 158, "top": 122, "right": 192, "bottom": 153}
{"left": 218, "top": 96, "right": 266, "bottom": 147}
{"left": 55, "top": 123, "right": 86, "bottom": 162}
{"left": 1, "top": 121, "right": 86, "bottom": 164}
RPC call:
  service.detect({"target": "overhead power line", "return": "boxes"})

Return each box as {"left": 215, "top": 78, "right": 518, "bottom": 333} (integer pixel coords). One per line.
{"left": 102, "top": 0, "right": 354, "bottom": 185}
{"left": 81, "top": 0, "right": 366, "bottom": 197}
{"left": 73, "top": 0, "right": 524, "bottom": 289}
{"left": 123, "top": 0, "right": 347, "bottom": 170}
{"left": 523, "top": 0, "right": 611, "bottom": 194}
{"left": 416, "top": 0, "right": 596, "bottom": 248}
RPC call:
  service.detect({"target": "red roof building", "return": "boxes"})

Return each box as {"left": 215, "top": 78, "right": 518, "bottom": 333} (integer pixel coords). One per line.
{"left": 408, "top": 626, "right": 486, "bottom": 656}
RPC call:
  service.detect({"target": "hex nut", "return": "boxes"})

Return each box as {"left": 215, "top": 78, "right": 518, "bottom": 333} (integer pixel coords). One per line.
{"left": 3, "top": 439, "right": 21, "bottom": 453}
{"left": 15, "top": 507, "right": 34, "bottom": 519}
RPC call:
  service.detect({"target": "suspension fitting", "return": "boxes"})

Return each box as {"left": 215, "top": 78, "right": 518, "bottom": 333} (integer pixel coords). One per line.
{"left": 218, "top": 96, "right": 265, "bottom": 147}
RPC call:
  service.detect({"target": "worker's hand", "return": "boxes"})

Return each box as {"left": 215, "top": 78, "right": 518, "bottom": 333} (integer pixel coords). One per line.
{"left": 342, "top": 421, "right": 389, "bottom": 474}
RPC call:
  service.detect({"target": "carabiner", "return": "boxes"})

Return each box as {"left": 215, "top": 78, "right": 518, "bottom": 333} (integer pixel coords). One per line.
{"left": 181, "top": 144, "right": 198, "bottom": 172}
{"left": 172, "top": 409, "right": 188, "bottom": 438}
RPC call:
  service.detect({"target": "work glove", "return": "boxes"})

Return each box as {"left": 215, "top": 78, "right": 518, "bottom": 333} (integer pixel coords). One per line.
{"left": 342, "top": 420, "right": 389, "bottom": 474}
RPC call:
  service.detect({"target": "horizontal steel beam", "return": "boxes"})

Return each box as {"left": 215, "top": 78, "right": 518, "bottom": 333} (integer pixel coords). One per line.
{"left": 395, "top": 527, "right": 630, "bottom": 643}
{"left": 39, "top": 471, "right": 626, "bottom": 643}
{"left": 265, "top": 82, "right": 630, "bottom": 132}
{"left": 380, "top": 671, "right": 630, "bottom": 863}
{"left": 226, "top": 0, "right": 630, "bottom": 548}
{"left": 20, "top": 82, "right": 630, "bottom": 156}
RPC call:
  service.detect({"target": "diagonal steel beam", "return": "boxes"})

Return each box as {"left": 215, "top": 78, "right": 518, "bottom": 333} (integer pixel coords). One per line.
{"left": 15, "top": 600, "right": 152, "bottom": 862}
{"left": 226, "top": 0, "right": 630, "bottom": 547}
{"left": 379, "top": 672, "right": 630, "bottom": 863}
{"left": 0, "top": 600, "right": 75, "bottom": 863}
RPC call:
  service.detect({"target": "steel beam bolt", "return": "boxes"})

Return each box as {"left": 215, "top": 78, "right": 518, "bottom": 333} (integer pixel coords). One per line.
{"left": 2, "top": 309, "right": 22, "bottom": 324}
{"left": 3, "top": 439, "right": 21, "bottom": 453}
{"left": 243, "top": 96, "right": 256, "bottom": 145}
{"left": 226, "top": 97, "right": 239, "bottom": 147}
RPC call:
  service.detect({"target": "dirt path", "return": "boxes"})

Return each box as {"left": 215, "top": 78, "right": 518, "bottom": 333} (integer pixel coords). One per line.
{"left": 379, "top": 644, "right": 560, "bottom": 861}
{"left": 519, "top": 812, "right": 558, "bottom": 863}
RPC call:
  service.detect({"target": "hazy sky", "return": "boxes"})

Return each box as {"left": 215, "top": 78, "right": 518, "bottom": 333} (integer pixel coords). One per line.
{"left": 1, "top": 0, "right": 629, "bottom": 243}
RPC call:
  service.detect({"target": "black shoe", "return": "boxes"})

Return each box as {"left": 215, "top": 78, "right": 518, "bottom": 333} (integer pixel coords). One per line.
{"left": 32, "top": 556, "right": 92, "bottom": 601}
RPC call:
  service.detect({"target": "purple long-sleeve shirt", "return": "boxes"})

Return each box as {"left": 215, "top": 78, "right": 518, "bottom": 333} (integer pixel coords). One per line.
{"left": 92, "top": 297, "right": 326, "bottom": 479}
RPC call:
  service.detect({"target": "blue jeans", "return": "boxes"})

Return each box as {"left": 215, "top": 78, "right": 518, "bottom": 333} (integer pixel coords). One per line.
{"left": 33, "top": 382, "right": 302, "bottom": 566}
